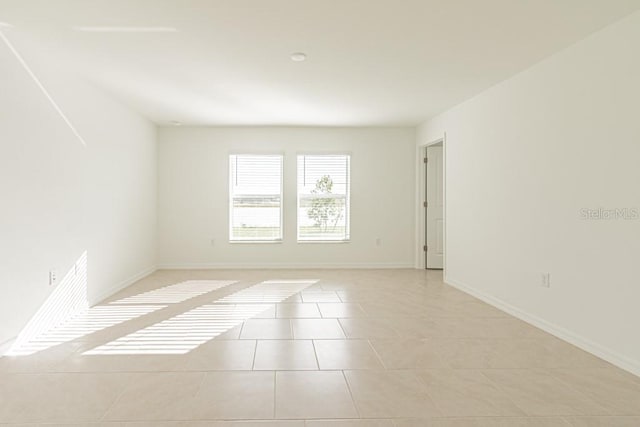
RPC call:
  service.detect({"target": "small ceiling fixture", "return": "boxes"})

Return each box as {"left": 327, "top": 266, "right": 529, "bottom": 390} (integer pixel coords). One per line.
{"left": 290, "top": 52, "right": 307, "bottom": 62}
{"left": 170, "top": 121, "right": 182, "bottom": 126}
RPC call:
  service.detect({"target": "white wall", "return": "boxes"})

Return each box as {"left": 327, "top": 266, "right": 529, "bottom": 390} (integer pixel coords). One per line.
{"left": 158, "top": 127, "right": 415, "bottom": 268}
{"left": 0, "top": 35, "right": 157, "bottom": 347}
{"left": 417, "top": 11, "right": 640, "bottom": 375}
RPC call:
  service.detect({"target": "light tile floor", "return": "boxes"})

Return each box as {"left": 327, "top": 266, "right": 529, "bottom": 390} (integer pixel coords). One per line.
{"left": 1, "top": 269, "right": 640, "bottom": 426}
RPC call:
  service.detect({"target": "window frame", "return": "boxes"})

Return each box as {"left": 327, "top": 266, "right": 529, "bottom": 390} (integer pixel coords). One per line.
{"left": 228, "top": 153, "right": 284, "bottom": 243}
{"left": 296, "top": 153, "right": 351, "bottom": 243}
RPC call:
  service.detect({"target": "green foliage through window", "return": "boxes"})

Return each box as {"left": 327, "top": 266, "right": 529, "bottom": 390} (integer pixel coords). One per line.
{"left": 306, "top": 175, "right": 344, "bottom": 232}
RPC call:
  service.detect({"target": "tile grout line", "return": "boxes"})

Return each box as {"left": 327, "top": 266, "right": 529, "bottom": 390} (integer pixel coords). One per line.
{"left": 412, "top": 368, "right": 449, "bottom": 418}
{"left": 238, "top": 318, "right": 247, "bottom": 339}
{"left": 311, "top": 339, "right": 321, "bottom": 370}
{"left": 544, "top": 368, "right": 615, "bottom": 416}
{"left": 366, "top": 339, "right": 388, "bottom": 370}
{"left": 336, "top": 317, "right": 349, "bottom": 340}
{"left": 251, "top": 339, "right": 259, "bottom": 370}
{"left": 273, "top": 369, "right": 277, "bottom": 419}
{"left": 477, "top": 369, "right": 537, "bottom": 417}
{"left": 97, "top": 371, "right": 138, "bottom": 422}
{"left": 289, "top": 317, "right": 295, "bottom": 340}
{"left": 315, "top": 302, "right": 323, "bottom": 319}
{"left": 341, "top": 369, "right": 361, "bottom": 419}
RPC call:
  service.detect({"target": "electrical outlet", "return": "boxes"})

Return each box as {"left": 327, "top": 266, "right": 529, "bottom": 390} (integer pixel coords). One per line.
{"left": 210, "top": 238, "right": 216, "bottom": 246}
{"left": 541, "top": 273, "right": 551, "bottom": 288}
{"left": 49, "top": 270, "right": 58, "bottom": 286}
{"left": 375, "top": 238, "right": 382, "bottom": 247}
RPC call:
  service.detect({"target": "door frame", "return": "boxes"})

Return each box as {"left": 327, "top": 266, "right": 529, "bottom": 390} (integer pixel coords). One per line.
{"left": 415, "top": 134, "right": 447, "bottom": 274}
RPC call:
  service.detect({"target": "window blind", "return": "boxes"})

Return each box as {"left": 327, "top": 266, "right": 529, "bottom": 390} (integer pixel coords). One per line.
{"left": 229, "top": 154, "right": 283, "bottom": 241}
{"left": 297, "top": 154, "right": 350, "bottom": 241}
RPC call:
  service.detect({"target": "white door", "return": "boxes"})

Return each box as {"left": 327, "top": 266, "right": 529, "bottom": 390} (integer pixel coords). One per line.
{"left": 426, "top": 144, "right": 444, "bottom": 269}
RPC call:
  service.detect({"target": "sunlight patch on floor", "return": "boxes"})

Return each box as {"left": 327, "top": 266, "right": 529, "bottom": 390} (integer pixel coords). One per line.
{"left": 109, "top": 280, "right": 237, "bottom": 304}
{"left": 7, "top": 305, "right": 165, "bottom": 356}
{"left": 83, "top": 304, "right": 271, "bottom": 355}
{"left": 84, "top": 279, "right": 318, "bottom": 355}
{"left": 216, "top": 280, "right": 317, "bottom": 303}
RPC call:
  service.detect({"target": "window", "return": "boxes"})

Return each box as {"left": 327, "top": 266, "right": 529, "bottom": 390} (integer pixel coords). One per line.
{"left": 229, "top": 154, "right": 283, "bottom": 241}
{"left": 297, "top": 154, "right": 350, "bottom": 241}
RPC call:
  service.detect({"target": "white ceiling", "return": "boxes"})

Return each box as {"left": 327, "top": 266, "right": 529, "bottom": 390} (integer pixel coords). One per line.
{"left": 1, "top": 0, "right": 639, "bottom": 126}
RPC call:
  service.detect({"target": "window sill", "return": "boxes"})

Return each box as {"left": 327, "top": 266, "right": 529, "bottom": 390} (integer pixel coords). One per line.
{"left": 297, "top": 240, "right": 351, "bottom": 244}
{"left": 229, "top": 240, "right": 283, "bottom": 244}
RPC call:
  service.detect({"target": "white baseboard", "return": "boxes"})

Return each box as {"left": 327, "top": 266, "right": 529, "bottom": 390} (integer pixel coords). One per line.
{"left": 91, "top": 265, "right": 157, "bottom": 305}
{"left": 445, "top": 277, "right": 640, "bottom": 378}
{"left": 157, "top": 262, "right": 414, "bottom": 270}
